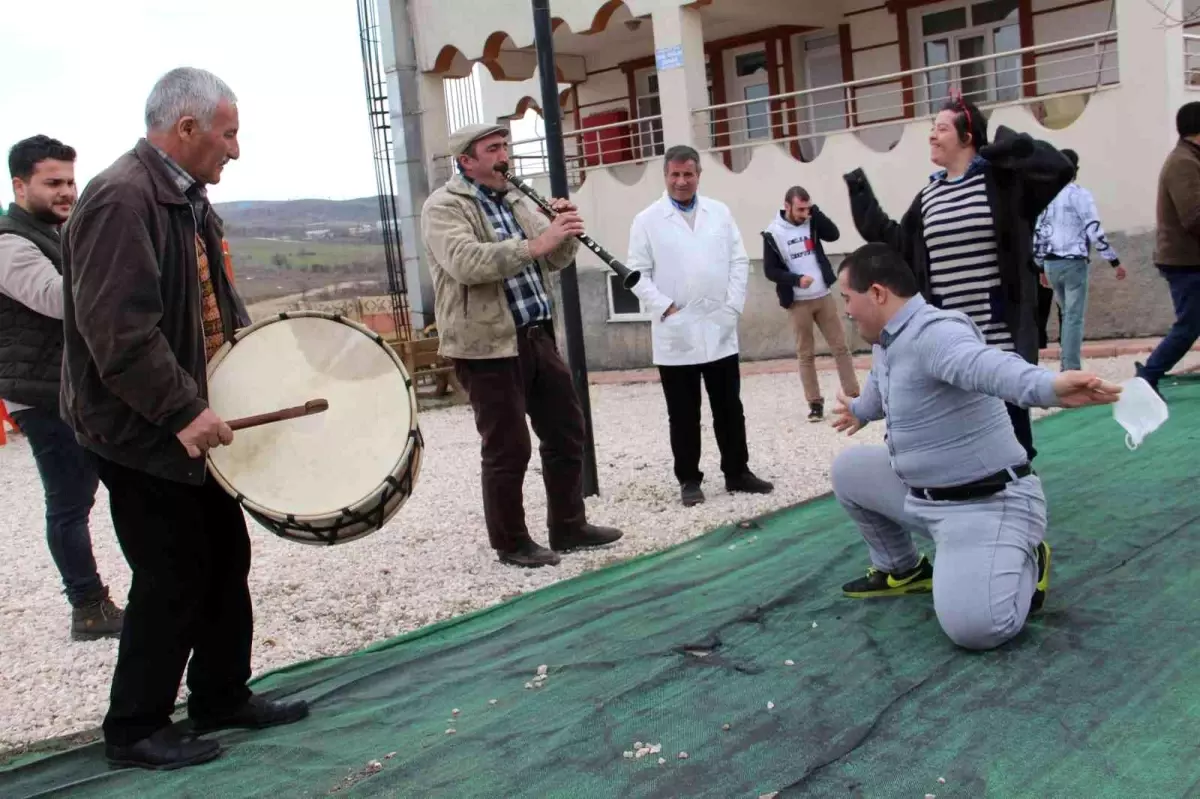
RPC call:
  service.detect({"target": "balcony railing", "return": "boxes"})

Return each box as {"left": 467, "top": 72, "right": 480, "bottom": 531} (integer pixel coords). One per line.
{"left": 1187, "top": 34, "right": 1200, "bottom": 88}
{"left": 692, "top": 31, "right": 1118, "bottom": 161}
{"left": 431, "top": 112, "right": 664, "bottom": 187}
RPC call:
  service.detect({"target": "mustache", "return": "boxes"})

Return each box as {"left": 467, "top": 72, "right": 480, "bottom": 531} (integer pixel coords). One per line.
{"left": 491, "top": 161, "right": 510, "bottom": 175}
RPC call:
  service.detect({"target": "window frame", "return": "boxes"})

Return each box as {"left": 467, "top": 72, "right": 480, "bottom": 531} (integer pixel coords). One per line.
{"left": 914, "top": 0, "right": 1023, "bottom": 111}
{"left": 604, "top": 269, "right": 653, "bottom": 323}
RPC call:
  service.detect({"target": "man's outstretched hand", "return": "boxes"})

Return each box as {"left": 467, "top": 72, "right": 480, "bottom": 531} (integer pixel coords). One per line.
{"left": 1052, "top": 371, "right": 1122, "bottom": 408}
{"left": 831, "top": 392, "right": 865, "bottom": 435}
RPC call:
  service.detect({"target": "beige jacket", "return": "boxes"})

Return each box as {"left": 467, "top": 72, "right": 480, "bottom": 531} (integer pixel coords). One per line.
{"left": 420, "top": 174, "right": 579, "bottom": 359}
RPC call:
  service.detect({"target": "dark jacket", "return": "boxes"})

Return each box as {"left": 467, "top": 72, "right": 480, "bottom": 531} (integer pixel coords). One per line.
{"left": 60, "top": 139, "right": 250, "bottom": 485}
{"left": 0, "top": 205, "right": 65, "bottom": 409}
{"left": 844, "top": 124, "right": 1073, "bottom": 364}
{"left": 1154, "top": 139, "right": 1200, "bottom": 268}
{"left": 761, "top": 206, "right": 840, "bottom": 309}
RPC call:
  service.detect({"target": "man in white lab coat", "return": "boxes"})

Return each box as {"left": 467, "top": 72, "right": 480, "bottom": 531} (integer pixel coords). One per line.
{"left": 627, "top": 145, "right": 774, "bottom": 507}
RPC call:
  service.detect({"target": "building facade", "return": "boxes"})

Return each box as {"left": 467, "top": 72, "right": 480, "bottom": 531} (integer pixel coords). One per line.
{"left": 380, "top": 0, "right": 1200, "bottom": 369}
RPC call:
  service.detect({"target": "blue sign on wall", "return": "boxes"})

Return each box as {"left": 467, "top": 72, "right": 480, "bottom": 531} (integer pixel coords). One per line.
{"left": 655, "top": 44, "right": 684, "bottom": 71}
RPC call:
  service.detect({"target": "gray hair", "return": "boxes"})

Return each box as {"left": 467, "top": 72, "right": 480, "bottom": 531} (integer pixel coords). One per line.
{"left": 144, "top": 67, "right": 237, "bottom": 132}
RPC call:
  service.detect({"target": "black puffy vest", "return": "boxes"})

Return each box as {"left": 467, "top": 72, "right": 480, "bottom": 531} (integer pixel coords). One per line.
{"left": 0, "top": 204, "right": 65, "bottom": 409}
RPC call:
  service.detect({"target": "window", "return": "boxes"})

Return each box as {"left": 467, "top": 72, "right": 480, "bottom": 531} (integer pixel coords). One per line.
{"left": 606, "top": 272, "right": 652, "bottom": 322}
{"left": 633, "top": 62, "right": 716, "bottom": 159}
{"left": 634, "top": 69, "right": 665, "bottom": 159}
{"left": 918, "top": 0, "right": 1021, "bottom": 108}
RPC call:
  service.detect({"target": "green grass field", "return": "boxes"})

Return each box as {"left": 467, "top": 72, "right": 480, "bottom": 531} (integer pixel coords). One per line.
{"left": 227, "top": 237, "right": 386, "bottom": 270}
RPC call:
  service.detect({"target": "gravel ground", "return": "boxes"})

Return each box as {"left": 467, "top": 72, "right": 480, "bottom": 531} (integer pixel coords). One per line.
{"left": 1, "top": 352, "right": 1194, "bottom": 751}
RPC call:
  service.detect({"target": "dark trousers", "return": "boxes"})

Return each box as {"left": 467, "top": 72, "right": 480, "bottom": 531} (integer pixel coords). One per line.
{"left": 453, "top": 323, "right": 587, "bottom": 552}
{"left": 657, "top": 353, "right": 749, "bottom": 485}
{"left": 1005, "top": 402, "right": 1037, "bottom": 464}
{"left": 10, "top": 406, "right": 105, "bottom": 607}
{"left": 1141, "top": 268, "right": 1200, "bottom": 386}
{"left": 94, "top": 457, "right": 252, "bottom": 747}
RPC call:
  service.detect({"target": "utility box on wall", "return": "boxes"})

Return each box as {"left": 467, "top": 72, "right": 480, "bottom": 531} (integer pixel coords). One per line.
{"left": 581, "top": 109, "right": 633, "bottom": 166}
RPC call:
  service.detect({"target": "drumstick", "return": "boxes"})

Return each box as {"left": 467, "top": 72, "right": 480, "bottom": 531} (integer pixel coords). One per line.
{"left": 226, "top": 399, "right": 329, "bottom": 431}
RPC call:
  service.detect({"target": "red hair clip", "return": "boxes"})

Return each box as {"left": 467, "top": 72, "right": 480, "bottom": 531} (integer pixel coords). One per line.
{"left": 950, "top": 87, "right": 973, "bottom": 142}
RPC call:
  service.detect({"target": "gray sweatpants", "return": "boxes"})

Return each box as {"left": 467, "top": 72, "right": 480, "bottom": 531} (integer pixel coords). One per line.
{"left": 831, "top": 445, "right": 1047, "bottom": 651}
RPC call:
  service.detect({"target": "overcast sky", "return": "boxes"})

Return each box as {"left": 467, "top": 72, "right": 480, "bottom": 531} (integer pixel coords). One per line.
{"left": 0, "top": 0, "right": 380, "bottom": 206}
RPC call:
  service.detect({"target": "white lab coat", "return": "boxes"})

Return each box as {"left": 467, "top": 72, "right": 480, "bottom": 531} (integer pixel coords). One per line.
{"left": 626, "top": 193, "right": 750, "bottom": 367}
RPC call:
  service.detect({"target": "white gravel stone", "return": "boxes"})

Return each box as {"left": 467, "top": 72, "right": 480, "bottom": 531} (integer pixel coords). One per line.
{"left": 0, "top": 354, "right": 1189, "bottom": 749}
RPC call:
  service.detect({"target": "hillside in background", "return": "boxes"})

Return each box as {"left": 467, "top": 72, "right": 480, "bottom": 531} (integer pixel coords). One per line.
{"left": 214, "top": 196, "right": 383, "bottom": 240}
{"left": 215, "top": 196, "right": 391, "bottom": 308}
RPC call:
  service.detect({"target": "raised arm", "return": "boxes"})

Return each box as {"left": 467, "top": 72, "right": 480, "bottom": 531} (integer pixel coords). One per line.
{"left": 918, "top": 316, "right": 1060, "bottom": 409}
{"left": 982, "top": 125, "right": 1074, "bottom": 223}
{"left": 844, "top": 166, "right": 907, "bottom": 253}
{"left": 810, "top": 204, "right": 841, "bottom": 243}
{"left": 520, "top": 197, "right": 581, "bottom": 272}
{"left": 68, "top": 200, "right": 206, "bottom": 433}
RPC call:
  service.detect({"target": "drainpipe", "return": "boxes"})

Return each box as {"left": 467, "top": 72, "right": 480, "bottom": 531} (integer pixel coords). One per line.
{"left": 377, "top": 0, "right": 436, "bottom": 330}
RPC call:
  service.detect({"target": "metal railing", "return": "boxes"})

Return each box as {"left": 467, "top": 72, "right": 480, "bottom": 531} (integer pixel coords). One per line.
{"left": 693, "top": 31, "right": 1118, "bottom": 159}
{"left": 1186, "top": 34, "right": 1200, "bottom": 88}
{"left": 432, "top": 111, "right": 664, "bottom": 187}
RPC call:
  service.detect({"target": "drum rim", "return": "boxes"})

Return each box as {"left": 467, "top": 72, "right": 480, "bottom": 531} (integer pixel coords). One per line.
{"left": 205, "top": 310, "right": 422, "bottom": 523}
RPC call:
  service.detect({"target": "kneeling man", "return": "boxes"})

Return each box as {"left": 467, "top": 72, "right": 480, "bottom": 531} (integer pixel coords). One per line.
{"left": 829, "top": 243, "right": 1120, "bottom": 650}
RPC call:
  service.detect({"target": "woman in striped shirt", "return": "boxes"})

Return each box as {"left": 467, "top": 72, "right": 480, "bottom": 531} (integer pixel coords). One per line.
{"left": 843, "top": 97, "right": 1074, "bottom": 463}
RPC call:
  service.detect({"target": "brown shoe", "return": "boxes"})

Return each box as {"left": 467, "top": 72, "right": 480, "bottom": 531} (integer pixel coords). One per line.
{"left": 72, "top": 593, "right": 124, "bottom": 642}
{"left": 549, "top": 524, "right": 623, "bottom": 553}
{"left": 498, "top": 541, "right": 561, "bottom": 568}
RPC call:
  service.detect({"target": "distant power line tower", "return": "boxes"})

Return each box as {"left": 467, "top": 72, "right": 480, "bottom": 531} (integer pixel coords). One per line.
{"left": 356, "top": 0, "right": 413, "bottom": 342}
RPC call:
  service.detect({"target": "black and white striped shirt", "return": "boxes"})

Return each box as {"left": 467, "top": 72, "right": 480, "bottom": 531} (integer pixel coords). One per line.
{"left": 920, "top": 171, "right": 1013, "bottom": 351}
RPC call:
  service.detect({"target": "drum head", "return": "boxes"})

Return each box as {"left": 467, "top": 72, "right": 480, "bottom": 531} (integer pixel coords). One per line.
{"left": 206, "top": 315, "right": 414, "bottom": 518}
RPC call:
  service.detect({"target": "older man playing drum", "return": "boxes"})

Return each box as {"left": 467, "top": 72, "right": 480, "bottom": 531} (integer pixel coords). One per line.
{"left": 61, "top": 67, "right": 308, "bottom": 771}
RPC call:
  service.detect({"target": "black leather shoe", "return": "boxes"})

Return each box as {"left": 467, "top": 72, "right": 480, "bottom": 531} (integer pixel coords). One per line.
{"left": 190, "top": 695, "right": 310, "bottom": 735}
{"left": 681, "top": 481, "right": 705, "bottom": 506}
{"left": 498, "top": 541, "right": 561, "bottom": 568}
{"left": 550, "top": 523, "right": 623, "bottom": 552}
{"left": 726, "top": 471, "right": 774, "bottom": 494}
{"left": 105, "top": 726, "right": 220, "bottom": 771}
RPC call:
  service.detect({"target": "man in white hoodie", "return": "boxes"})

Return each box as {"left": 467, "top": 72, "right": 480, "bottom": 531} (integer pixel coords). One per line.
{"left": 762, "top": 186, "right": 860, "bottom": 421}
{"left": 627, "top": 145, "right": 773, "bottom": 507}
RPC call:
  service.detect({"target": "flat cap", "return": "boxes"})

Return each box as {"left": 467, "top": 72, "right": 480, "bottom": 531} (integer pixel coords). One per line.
{"left": 447, "top": 123, "right": 509, "bottom": 157}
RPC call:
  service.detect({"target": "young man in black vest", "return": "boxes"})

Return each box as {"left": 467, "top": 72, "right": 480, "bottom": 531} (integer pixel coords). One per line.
{"left": 0, "top": 135, "right": 123, "bottom": 641}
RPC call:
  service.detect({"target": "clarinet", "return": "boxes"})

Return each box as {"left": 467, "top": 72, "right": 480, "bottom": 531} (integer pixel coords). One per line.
{"left": 501, "top": 169, "right": 641, "bottom": 289}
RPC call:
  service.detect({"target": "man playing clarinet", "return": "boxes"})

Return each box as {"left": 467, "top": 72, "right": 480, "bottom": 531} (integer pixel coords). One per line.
{"left": 420, "top": 123, "right": 622, "bottom": 568}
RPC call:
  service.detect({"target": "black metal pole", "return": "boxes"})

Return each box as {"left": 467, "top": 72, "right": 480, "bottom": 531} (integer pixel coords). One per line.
{"left": 531, "top": 0, "right": 599, "bottom": 497}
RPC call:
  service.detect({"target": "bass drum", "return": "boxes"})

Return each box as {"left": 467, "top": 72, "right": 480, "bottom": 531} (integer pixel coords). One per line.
{"left": 205, "top": 311, "right": 422, "bottom": 545}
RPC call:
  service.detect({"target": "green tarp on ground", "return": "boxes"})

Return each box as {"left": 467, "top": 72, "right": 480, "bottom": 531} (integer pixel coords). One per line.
{"left": 3, "top": 376, "right": 1199, "bottom": 799}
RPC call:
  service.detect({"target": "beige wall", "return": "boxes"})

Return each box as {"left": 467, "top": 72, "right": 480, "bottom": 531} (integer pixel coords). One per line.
{"left": 551, "top": 85, "right": 1171, "bottom": 276}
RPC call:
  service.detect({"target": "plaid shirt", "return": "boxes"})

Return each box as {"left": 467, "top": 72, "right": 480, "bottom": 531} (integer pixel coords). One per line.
{"left": 151, "top": 145, "right": 210, "bottom": 231}
{"left": 465, "top": 177, "right": 552, "bottom": 328}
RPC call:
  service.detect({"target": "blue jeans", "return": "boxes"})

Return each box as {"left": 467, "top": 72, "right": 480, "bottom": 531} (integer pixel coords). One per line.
{"left": 1140, "top": 268, "right": 1200, "bottom": 387}
{"left": 1044, "top": 258, "right": 1090, "bottom": 371}
{"left": 10, "top": 406, "right": 105, "bottom": 607}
